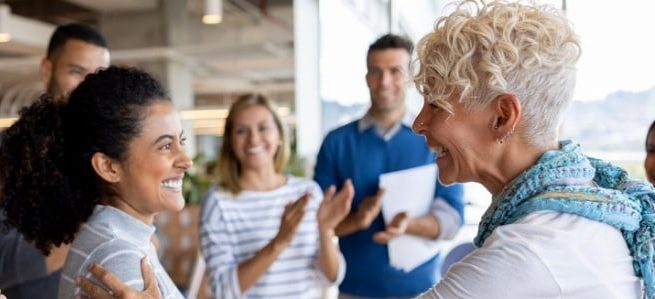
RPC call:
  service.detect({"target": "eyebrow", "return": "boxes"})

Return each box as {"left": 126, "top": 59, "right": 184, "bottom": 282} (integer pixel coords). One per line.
{"left": 67, "top": 63, "right": 90, "bottom": 73}
{"left": 153, "top": 135, "right": 174, "bottom": 145}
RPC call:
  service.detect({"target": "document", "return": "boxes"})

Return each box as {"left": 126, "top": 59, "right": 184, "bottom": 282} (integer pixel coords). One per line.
{"left": 379, "top": 164, "right": 441, "bottom": 272}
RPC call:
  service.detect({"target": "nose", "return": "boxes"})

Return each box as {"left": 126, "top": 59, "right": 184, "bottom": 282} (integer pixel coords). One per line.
{"left": 380, "top": 71, "right": 392, "bottom": 88}
{"left": 413, "top": 110, "right": 427, "bottom": 134}
{"left": 176, "top": 149, "right": 194, "bottom": 171}
{"left": 247, "top": 129, "right": 261, "bottom": 143}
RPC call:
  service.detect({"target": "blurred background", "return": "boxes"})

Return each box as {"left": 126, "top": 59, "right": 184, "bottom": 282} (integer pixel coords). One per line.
{"left": 1, "top": 0, "right": 654, "bottom": 297}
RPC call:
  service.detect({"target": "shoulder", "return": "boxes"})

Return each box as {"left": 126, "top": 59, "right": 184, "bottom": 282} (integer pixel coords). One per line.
{"left": 434, "top": 224, "right": 560, "bottom": 298}
{"left": 286, "top": 176, "right": 322, "bottom": 197}
{"left": 200, "top": 188, "right": 232, "bottom": 220}
{"left": 323, "top": 120, "right": 360, "bottom": 141}
{"left": 80, "top": 239, "right": 145, "bottom": 276}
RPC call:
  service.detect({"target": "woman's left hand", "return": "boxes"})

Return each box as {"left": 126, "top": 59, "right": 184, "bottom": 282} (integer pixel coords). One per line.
{"left": 317, "top": 179, "right": 354, "bottom": 233}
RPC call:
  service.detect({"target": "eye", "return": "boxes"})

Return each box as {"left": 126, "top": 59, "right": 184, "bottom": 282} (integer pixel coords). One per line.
{"left": 259, "top": 125, "right": 269, "bottom": 132}
{"left": 368, "top": 69, "right": 381, "bottom": 77}
{"left": 235, "top": 127, "right": 247, "bottom": 135}
{"left": 180, "top": 136, "right": 187, "bottom": 146}
{"left": 159, "top": 143, "right": 172, "bottom": 151}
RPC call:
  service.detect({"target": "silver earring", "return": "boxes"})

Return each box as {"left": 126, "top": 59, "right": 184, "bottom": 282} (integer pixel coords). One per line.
{"left": 496, "top": 127, "right": 515, "bottom": 144}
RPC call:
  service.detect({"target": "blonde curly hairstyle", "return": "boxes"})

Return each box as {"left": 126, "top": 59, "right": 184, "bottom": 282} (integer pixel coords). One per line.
{"left": 414, "top": 0, "right": 581, "bottom": 148}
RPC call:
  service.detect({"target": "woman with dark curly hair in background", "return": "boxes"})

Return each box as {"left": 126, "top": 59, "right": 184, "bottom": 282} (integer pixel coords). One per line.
{"left": 0, "top": 66, "right": 191, "bottom": 299}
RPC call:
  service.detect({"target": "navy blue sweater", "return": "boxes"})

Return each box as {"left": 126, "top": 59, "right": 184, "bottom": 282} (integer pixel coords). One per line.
{"left": 314, "top": 120, "right": 464, "bottom": 297}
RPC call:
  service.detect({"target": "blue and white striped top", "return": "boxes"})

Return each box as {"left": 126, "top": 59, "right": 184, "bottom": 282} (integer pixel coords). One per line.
{"left": 200, "top": 176, "right": 345, "bottom": 299}
{"left": 58, "top": 205, "right": 183, "bottom": 299}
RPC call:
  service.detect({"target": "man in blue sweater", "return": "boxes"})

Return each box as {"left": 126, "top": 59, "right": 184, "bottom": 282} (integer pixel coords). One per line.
{"left": 314, "top": 34, "right": 465, "bottom": 298}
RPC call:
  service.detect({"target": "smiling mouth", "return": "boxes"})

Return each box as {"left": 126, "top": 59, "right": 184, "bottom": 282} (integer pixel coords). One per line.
{"left": 429, "top": 145, "right": 449, "bottom": 158}
{"left": 246, "top": 146, "right": 265, "bottom": 154}
{"left": 161, "top": 179, "right": 183, "bottom": 190}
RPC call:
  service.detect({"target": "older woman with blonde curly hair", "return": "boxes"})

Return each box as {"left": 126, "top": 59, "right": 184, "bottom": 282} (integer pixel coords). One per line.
{"left": 413, "top": 1, "right": 655, "bottom": 298}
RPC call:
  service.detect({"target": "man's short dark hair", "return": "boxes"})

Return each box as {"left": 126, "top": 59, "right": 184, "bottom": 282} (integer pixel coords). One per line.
{"left": 46, "top": 23, "right": 107, "bottom": 59}
{"left": 367, "top": 33, "right": 414, "bottom": 58}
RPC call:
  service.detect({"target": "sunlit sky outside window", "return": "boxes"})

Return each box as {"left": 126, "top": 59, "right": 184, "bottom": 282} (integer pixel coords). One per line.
{"left": 320, "top": 0, "right": 655, "bottom": 104}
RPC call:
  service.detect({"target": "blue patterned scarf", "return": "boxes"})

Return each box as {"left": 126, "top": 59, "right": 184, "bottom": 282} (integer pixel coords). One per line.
{"left": 475, "top": 140, "right": 655, "bottom": 298}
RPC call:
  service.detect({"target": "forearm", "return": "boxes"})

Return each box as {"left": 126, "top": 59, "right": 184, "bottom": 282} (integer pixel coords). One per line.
{"left": 334, "top": 213, "right": 362, "bottom": 237}
{"left": 406, "top": 215, "right": 440, "bottom": 239}
{"left": 237, "top": 238, "right": 287, "bottom": 292}
{"left": 316, "top": 229, "right": 340, "bottom": 282}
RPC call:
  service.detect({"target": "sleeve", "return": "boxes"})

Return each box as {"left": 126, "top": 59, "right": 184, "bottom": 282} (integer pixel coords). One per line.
{"left": 415, "top": 228, "right": 559, "bottom": 299}
{"left": 314, "top": 132, "right": 339, "bottom": 192}
{"left": 77, "top": 241, "right": 148, "bottom": 296}
{"left": 431, "top": 183, "right": 465, "bottom": 240}
{"left": 313, "top": 251, "right": 346, "bottom": 287}
{"left": 0, "top": 216, "right": 48, "bottom": 288}
{"left": 199, "top": 192, "right": 242, "bottom": 299}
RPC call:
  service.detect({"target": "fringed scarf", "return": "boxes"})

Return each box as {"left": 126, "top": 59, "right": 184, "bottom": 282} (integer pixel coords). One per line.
{"left": 475, "top": 140, "right": 655, "bottom": 298}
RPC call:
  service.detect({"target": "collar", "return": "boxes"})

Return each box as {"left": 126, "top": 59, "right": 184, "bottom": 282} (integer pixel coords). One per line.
{"left": 92, "top": 205, "right": 155, "bottom": 248}
{"left": 357, "top": 109, "right": 416, "bottom": 141}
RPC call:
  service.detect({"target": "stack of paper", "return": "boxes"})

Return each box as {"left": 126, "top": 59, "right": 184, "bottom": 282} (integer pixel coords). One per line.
{"left": 379, "top": 164, "right": 442, "bottom": 272}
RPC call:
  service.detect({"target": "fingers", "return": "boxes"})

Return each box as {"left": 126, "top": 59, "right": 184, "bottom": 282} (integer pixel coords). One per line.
{"left": 289, "top": 194, "right": 310, "bottom": 219}
{"left": 76, "top": 276, "right": 113, "bottom": 299}
{"left": 88, "top": 263, "right": 126, "bottom": 296}
{"left": 390, "top": 212, "right": 409, "bottom": 227}
{"left": 140, "top": 257, "right": 161, "bottom": 296}
{"left": 283, "top": 194, "right": 310, "bottom": 228}
{"left": 323, "top": 185, "right": 336, "bottom": 201}
{"left": 373, "top": 231, "right": 395, "bottom": 244}
{"left": 335, "top": 179, "right": 355, "bottom": 204}
{"left": 374, "top": 188, "right": 385, "bottom": 199}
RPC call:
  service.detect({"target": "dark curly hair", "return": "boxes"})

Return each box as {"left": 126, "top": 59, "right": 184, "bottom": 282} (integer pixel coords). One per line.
{"left": 0, "top": 66, "right": 169, "bottom": 255}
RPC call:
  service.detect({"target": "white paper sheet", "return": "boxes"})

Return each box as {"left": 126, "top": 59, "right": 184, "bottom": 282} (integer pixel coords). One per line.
{"left": 379, "top": 164, "right": 441, "bottom": 272}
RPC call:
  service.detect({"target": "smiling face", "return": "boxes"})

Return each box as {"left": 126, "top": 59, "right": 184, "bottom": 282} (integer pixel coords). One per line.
{"left": 366, "top": 49, "right": 410, "bottom": 114}
{"left": 115, "top": 101, "right": 192, "bottom": 223}
{"left": 413, "top": 97, "right": 497, "bottom": 185}
{"left": 645, "top": 128, "right": 655, "bottom": 184}
{"left": 230, "top": 104, "right": 281, "bottom": 173}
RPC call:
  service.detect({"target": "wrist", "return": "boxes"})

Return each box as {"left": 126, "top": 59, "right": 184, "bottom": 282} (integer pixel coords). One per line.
{"left": 319, "top": 227, "right": 335, "bottom": 238}
{"left": 271, "top": 235, "right": 290, "bottom": 251}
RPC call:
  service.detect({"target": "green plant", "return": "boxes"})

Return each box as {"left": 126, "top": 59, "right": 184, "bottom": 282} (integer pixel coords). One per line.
{"left": 183, "top": 153, "right": 214, "bottom": 205}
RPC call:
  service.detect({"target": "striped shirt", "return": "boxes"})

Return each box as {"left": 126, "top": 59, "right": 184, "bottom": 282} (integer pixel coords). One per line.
{"left": 200, "top": 176, "right": 345, "bottom": 299}
{"left": 58, "top": 205, "right": 183, "bottom": 299}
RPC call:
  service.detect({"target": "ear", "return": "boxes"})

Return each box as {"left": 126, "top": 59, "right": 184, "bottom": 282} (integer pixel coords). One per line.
{"left": 91, "top": 152, "right": 122, "bottom": 183}
{"left": 40, "top": 58, "right": 52, "bottom": 89}
{"left": 489, "top": 94, "right": 521, "bottom": 141}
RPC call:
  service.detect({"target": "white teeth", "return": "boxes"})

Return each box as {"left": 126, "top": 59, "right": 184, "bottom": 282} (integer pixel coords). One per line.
{"left": 162, "top": 179, "right": 183, "bottom": 190}
{"left": 430, "top": 145, "right": 449, "bottom": 158}
{"left": 246, "top": 146, "right": 264, "bottom": 154}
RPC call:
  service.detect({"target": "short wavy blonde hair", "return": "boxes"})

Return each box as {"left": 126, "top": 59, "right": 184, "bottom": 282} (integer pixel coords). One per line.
{"left": 414, "top": 0, "right": 581, "bottom": 147}
{"left": 217, "top": 94, "right": 290, "bottom": 195}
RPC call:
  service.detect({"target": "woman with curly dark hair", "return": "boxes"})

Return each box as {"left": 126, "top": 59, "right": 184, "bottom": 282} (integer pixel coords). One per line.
{"left": 0, "top": 66, "right": 191, "bottom": 299}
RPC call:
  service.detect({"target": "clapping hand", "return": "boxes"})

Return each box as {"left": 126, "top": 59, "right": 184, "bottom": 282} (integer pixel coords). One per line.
{"left": 273, "top": 194, "right": 310, "bottom": 247}
{"left": 318, "top": 179, "right": 354, "bottom": 233}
